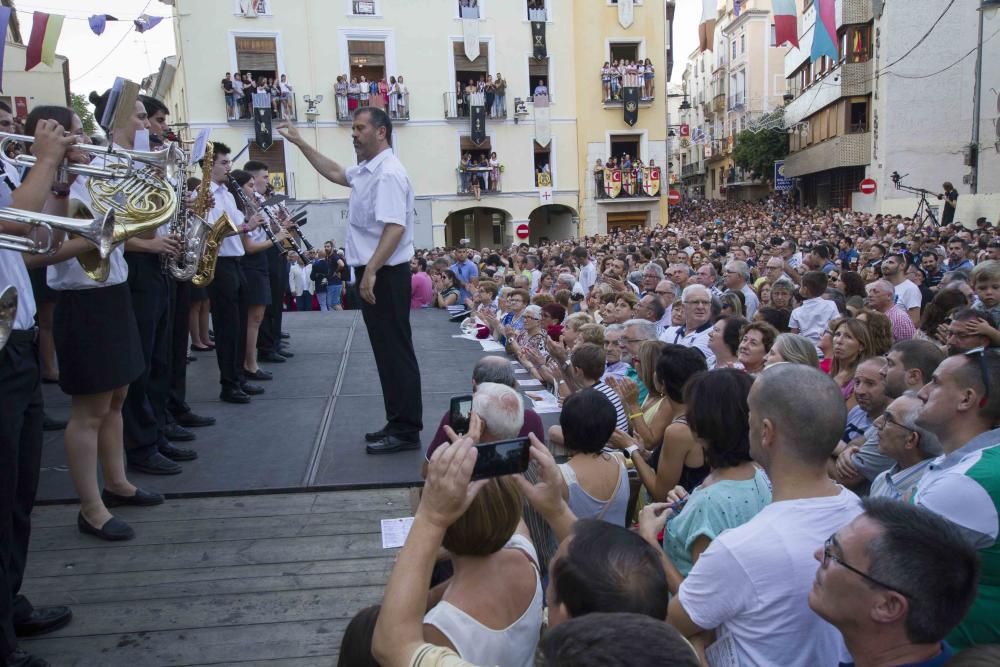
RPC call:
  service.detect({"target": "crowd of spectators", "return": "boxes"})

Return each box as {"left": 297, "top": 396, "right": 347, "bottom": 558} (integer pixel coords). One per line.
{"left": 334, "top": 74, "right": 410, "bottom": 120}
{"left": 601, "top": 58, "right": 656, "bottom": 101}
{"left": 221, "top": 71, "right": 295, "bottom": 121}
{"left": 337, "top": 196, "right": 1000, "bottom": 665}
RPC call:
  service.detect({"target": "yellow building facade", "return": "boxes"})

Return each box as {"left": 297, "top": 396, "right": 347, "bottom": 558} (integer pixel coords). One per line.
{"left": 157, "top": 0, "right": 673, "bottom": 247}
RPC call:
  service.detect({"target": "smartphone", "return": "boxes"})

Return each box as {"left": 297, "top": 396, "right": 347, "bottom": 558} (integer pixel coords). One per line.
{"left": 450, "top": 394, "right": 473, "bottom": 435}
{"left": 472, "top": 437, "right": 531, "bottom": 480}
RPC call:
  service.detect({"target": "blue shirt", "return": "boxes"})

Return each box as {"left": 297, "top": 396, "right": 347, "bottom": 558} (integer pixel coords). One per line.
{"left": 450, "top": 259, "right": 479, "bottom": 300}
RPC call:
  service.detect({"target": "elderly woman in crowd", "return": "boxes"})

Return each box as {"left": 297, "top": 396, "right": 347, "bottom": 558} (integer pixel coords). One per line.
{"left": 769, "top": 277, "right": 796, "bottom": 312}
{"left": 737, "top": 321, "right": 779, "bottom": 375}
{"left": 708, "top": 315, "right": 748, "bottom": 369}
{"left": 639, "top": 369, "right": 771, "bottom": 594}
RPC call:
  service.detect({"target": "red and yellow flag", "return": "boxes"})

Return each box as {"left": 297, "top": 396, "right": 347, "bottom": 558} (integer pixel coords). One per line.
{"left": 26, "top": 11, "right": 65, "bottom": 71}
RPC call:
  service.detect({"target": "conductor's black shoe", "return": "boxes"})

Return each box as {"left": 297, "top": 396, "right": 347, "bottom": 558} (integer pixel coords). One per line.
{"left": 364, "top": 427, "right": 389, "bottom": 443}
{"left": 366, "top": 435, "right": 421, "bottom": 455}
{"left": 160, "top": 442, "right": 198, "bottom": 462}
{"left": 175, "top": 411, "right": 216, "bottom": 428}
{"left": 240, "top": 382, "right": 265, "bottom": 396}
{"left": 258, "top": 351, "right": 287, "bottom": 363}
{"left": 77, "top": 513, "right": 134, "bottom": 541}
{"left": 5, "top": 649, "right": 50, "bottom": 667}
{"left": 220, "top": 388, "right": 251, "bottom": 404}
{"left": 101, "top": 487, "right": 164, "bottom": 507}
{"left": 164, "top": 423, "right": 195, "bottom": 442}
{"left": 13, "top": 605, "right": 73, "bottom": 638}
{"left": 129, "top": 453, "right": 183, "bottom": 475}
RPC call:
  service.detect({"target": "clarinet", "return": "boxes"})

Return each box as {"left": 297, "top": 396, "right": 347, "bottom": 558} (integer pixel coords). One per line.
{"left": 228, "top": 176, "right": 307, "bottom": 263}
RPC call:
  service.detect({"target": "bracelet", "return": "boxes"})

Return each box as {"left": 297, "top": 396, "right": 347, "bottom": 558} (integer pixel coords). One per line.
{"left": 628, "top": 412, "right": 643, "bottom": 420}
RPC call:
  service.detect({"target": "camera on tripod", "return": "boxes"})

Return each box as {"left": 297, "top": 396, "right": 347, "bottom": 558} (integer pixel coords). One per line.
{"left": 888, "top": 170, "right": 939, "bottom": 227}
{"left": 890, "top": 171, "right": 904, "bottom": 188}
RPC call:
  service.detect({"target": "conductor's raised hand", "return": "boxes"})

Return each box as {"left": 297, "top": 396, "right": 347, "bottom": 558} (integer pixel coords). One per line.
{"left": 275, "top": 121, "right": 302, "bottom": 146}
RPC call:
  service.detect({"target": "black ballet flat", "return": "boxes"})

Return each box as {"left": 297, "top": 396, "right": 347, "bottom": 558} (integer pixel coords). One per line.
{"left": 77, "top": 513, "right": 135, "bottom": 541}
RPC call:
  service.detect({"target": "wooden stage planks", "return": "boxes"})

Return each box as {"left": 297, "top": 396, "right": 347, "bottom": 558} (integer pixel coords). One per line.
{"left": 21, "top": 489, "right": 413, "bottom": 666}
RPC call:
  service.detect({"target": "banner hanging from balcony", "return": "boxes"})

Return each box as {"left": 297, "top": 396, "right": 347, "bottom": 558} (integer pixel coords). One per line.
{"left": 623, "top": 87, "right": 640, "bottom": 127}
{"left": 533, "top": 93, "right": 551, "bottom": 147}
{"left": 463, "top": 19, "right": 481, "bottom": 61}
{"left": 810, "top": 0, "right": 838, "bottom": 63}
{"left": 618, "top": 0, "right": 634, "bottom": 28}
{"left": 252, "top": 93, "right": 273, "bottom": 150}
{"left": 531, "top": 21, "right": 547, "bottom": 59}
{"left": 537, "top": 172, "right": 553, "bottom": 205}
{"left": 699, "top": 0, "right": 716, "bottom": 52}
{"left": 470, "top": 104, "right": 487, "bottom": 146}
{"left": 772, "top": 0, "right": 799, "bottom": 48}
{"left": 644, "top": 168, "right": 661, "bottom": 197}
{"left": 603, "top": 169, "right": 622, "bottom": 199}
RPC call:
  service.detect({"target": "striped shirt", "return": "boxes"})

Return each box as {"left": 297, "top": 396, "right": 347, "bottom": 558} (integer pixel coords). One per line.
{"left": 593, "top": 380, "right": 630, "bottom": 433}
{"left": 869, "top": 459, "right": 935, "bottom": 500}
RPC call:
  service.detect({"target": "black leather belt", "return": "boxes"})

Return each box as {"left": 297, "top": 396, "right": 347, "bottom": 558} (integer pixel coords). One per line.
{"left": 8, "top": 328, "right": 38, "bottom": 344}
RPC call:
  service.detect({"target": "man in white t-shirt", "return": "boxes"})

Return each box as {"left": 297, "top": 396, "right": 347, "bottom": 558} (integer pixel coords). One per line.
{"left": 573, "top": 246, "right": 596, "bottom": 295}
{"left": 668, "top": 364, "right": 862, "bottom": 666}
{"left": 881, "top": 253, "right": 922, "bottom": 326}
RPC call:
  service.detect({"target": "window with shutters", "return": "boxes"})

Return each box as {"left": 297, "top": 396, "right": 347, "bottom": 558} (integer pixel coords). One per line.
{"left": 527, "top": 57, "right": 549, "bottom": 101}
{"left": 235, "top": 36, "right": 278, "bottom": 84}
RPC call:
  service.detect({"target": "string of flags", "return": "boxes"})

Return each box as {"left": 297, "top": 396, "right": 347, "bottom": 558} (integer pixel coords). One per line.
{"left": 89, "top": 13, "right": 164, "bottom": 36}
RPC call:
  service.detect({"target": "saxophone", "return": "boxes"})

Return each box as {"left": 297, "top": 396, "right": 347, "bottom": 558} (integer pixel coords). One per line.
{"left": 190, "top": 143, "right": 238, "bottom": 288}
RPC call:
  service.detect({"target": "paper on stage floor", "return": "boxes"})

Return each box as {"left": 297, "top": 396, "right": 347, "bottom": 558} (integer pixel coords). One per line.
{"left": 480, "top": 339, "right": 506, "bottom": 352}
{"left": 526, "top": 389, "right": 561, "bottom": 414}
{"left": 518, "top": 378, "right": 544, "bottom": 388}
{"left": 381, "top": 517, "right": 415, "bottom": 549}
{"left": 451, "top": 333, "right": 480, "bottom": 341}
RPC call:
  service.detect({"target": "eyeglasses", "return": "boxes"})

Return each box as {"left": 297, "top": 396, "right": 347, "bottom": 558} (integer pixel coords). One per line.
{"left": 966, "top": 347, "right": 991, "bottom": 408}
{"left": 873, "top": 412, "right": 917, "bottom": 435}
{"left": 822, "top": 536, "right": 915, "bottom": 599}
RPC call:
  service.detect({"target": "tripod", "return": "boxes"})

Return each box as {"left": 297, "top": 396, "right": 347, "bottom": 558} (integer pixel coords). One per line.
{"left": 890, "top": 172, "right": 940, "bottom": 227}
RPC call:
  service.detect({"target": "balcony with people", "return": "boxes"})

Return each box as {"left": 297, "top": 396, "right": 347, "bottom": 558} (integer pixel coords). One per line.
{"left": 334, "top": 74, "right": 410, "bottom": 122}
{"left": 444, "top": 74, "right": 509, "bottom": 120}
{"left": 222, "top": 70, "right": 297, "bottom": 122}
{"left": 600, "top": 58, "right": 655, "bottom": 105}
{"left": 593, "top": 155, "right": 663, "bottom": 201}
{"left": 456, "top": 149, "right": 503, "bottom": 200}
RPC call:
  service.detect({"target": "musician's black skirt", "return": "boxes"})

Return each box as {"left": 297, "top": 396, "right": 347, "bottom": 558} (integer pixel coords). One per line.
{"left": 53, "top": 282, "right": 145, "bottom": 395}
{"left": 242, "top": 252, "right": 271, "bottom": 306}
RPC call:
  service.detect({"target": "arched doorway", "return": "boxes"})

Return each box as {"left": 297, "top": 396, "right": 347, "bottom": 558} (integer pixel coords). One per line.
{"left": 527, "top": 204, "right": 579, "bottom": 244}
{"left": 444, "top": 207, "right": 510, "bottom": 248}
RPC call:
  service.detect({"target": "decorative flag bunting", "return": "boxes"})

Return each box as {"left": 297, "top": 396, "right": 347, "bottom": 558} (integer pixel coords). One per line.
{"left": 25, "top": 12, "right": 65, "bottom": 71}
{"left": 734, "top": 0, "right": 741, "bottom": 18}
{"left": 699, "top": 0, "right": 716, "bottom": 52}
{"left": 134, "top": 14, "right": 164, "bottom": 33}
{"left": 0, "top": 7, "right": 10, "bottom": 91}
{"left": 810, "top": 0, "right": 838, "bottom": 63}
{"left": 88, "top": 14, "right": 117, "bottom": 36}
{"left": 772, "top": 0, "right": 799, "bottom": 48}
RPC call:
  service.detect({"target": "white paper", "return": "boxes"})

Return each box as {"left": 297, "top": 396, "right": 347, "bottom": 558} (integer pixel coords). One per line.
{"left": 451, "top": 333, "right": 480, "bottom": 341}
{"left": 705, "top": 633, "right": 740, "bottom": 667}
{"left": 527, "top": 389, "right": 561, "bottom": 414}
{"left": 518, "top": 378, "right": 543, "bottom": 388}
{"left": 514, "top": 368, "right": 528, "bottom": 374}
{"left": 380, "top": 517, "right": 414, "bottom": 549}
{"left": 479, "top": 339, "right": 506, "bottom": 352}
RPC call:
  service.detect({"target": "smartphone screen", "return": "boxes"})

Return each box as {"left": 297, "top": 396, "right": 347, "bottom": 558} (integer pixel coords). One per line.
{"left": 450, "top": 395, "right": 473, "bottom": 435}
{"left": 472, "top": 437, "right": 531, "bottom": 480}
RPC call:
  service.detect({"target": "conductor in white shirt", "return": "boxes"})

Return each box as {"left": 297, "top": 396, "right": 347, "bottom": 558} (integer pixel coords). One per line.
{"left": 278, "top": 108, "right": 422, "bottom": 454}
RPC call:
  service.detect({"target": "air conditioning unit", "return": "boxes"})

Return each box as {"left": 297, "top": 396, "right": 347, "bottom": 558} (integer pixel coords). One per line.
{"left": 962, "top": 143, "right": 978, "bottom": 167}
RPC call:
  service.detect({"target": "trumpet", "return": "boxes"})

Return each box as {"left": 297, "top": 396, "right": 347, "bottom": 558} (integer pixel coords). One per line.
{"left": 227, "top": 175, "right": 297, "bottom": 260}
{"left": 0, "top": 206, "right": 116, "bottom": 258}
{"left": 0, "top": 285, "right": 16, "bottom": 352}
{"left": 0, "top": 132, "right": 135, "bottom": 180}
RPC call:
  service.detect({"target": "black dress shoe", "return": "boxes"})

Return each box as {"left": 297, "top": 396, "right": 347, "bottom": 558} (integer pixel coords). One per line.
{"left": 101, "top": 487, "right": 164, "bottom": 507}
{"left": 280, "top": 331, "right": 290, "bottom": 339}
{"left": 220, "top": 388, "right": 251, "bottom": 404}
{"left": 5, "top": 648, "right": 50, "bottom": 667}
{"left": 365, "top": 427, "right": 389, "bottom": 443}
{"left": 42, "top": 415, "right": 67, "bottom": 432}
{"left": 160, "top": 441, "right": 198, "bottom": 462}
{"left": 366, "top": 434, "right": 421, "bottom": 455}
{"left": 190, "top": 344, "right": 215, "bottom": 352}
{"left": 14, "top": 606, "right": 72, "bottom": 638}
{"left": 129, "top": 452, "right": 182, "bottom": 475}
{"left": 77, "top": 513, "right": 134, "bottom": 541}
{"left": 175, "top": 411, "right": 216, "bottom": 428}
{"left": 240, "top": 382, "right": 265, "bottom": 396}
{"left": 243, "top": 367, "right": 273, "bottom": 381}
{"left": 258, "top": 351, "right": 287, "bottom": 363}
{"left": 277, "top": 350, "right": 294, "bottom": 358}
{"left": 164, "top": 423, "right": 195, "bottom": 442}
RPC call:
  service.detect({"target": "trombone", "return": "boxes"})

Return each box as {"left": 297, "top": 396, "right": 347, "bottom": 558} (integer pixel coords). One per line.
{"left": 0, "top": 285, "right": 16, "bottom": 352}
{"left": 0, "top": 207, "right": 117, "bottom": 258}
{"left": 0, "top": 132, "right": 135, "bottom": 180}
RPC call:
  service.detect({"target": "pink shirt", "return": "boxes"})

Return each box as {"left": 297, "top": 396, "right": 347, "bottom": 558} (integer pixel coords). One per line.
{"left": 884, "top": 304, "right": 916, "bottom": 342}
{"left": 411, "top": 271, "right": 433, "bottom": 308}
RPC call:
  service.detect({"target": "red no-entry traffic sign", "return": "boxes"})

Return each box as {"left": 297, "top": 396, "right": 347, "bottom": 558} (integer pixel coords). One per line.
{"left": 667, "top": 189, "right": 682, "bottom": 205}
{"left": 860, "top": 178, "right": 877, "bottom": 195}
{"left": 516, "top": 223, "right": 530, "bottom": 240}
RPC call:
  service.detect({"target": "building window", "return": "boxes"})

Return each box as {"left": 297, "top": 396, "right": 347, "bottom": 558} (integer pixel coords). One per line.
{"left": 534, "top": 140, "right": 552, "bottom": 186}
{"left": 352, "top": 0, "right": 377, "bottom": 15}
{"left": 731, "top": 40, "right": 737, "bottom": 59}
{"left": 844, "top": 25, "right": 872, "bottom": 63}
{"left": 610, "top": 134, "right": 641, "bottom": 162}
{"left": 528, "top": 57, "right": 549, "bottom": 100}
{"left": 348, "top": 40, "right": 386, "bottom": 84}
{"left": 527, "top": 0, "right": 547, "bottom": 21}
{"left": 610, "top": 42, "right": 639, "bottom": 64}
{"left": 458, "top": 136, "right": 498, "bottom": 195}
{"left": 458, "top": 0, "right": 481, "bottom": 19}
{"left": 849, "top": 99, "right": 868, "bottom": 133}
{"left": 236, "top": 36, "right": 279, "bottom": 84}
{"left": 770, "top": 24, "right": 777, "bottom": 47}
{"left": 740, "top": 33, "right": 745, "bottom": 54}
{"left": 453, "top": 40, "right": 491, "bottom": 99}
{"left": 236, "top": 0, "right": 270, "bottom": 16}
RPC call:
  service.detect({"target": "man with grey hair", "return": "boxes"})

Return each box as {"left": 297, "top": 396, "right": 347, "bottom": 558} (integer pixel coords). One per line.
{"left": 471, "top": 382, "right": 525, "bottom": 441}
{"left": 634, "top": 295, "right": 667, "bottom": 337}
{"left": 723, "top": 260, "right": 759, "bottom": 318}
{"left": 869, "top": 393, "right": 942, "bottom": 500}
{"left": 667, "top": 264, "right": 691, "bottom": 292}
{"left": 556, "top": 272, "right": 583, "bottom": 297}
{"left": 425, "top": 356, "right": 544, "bottom": 460}
{"left": 659, "top": 284, "right": 715, "bottom": 368}
{"left": 668, "top": 364, "right": 862, "bottom": 666}
{"left": 620, "top": 319, "right": 658, "bottom": 404}
{"left": 654, "top": 279, "right": 676, "bottom": 330}
{"left": 865, "top": 279, "right": 916, "bottom": 342}
{"left": 602, "top": 324, "right": 629, "bottom": 382}
{"left": 693, "top": 263, "right": 723, "bottom": 298}
{"left": 640, "top": 263, "right": 664, "bottom": 296}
